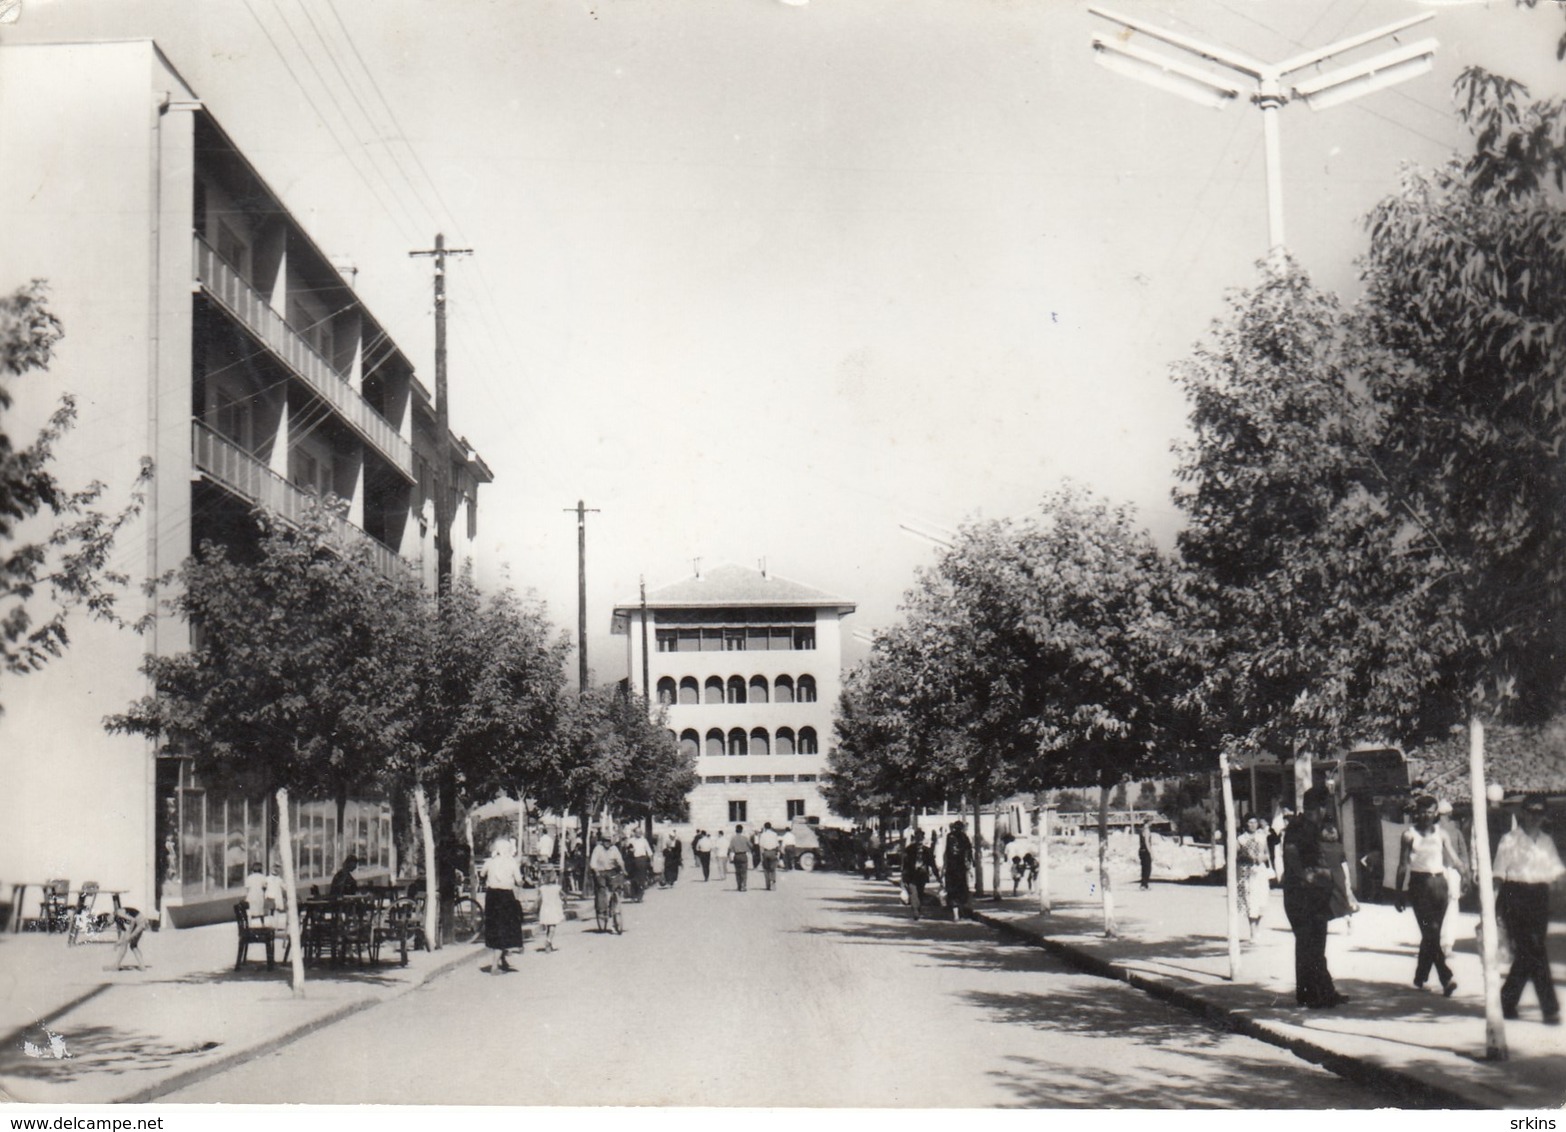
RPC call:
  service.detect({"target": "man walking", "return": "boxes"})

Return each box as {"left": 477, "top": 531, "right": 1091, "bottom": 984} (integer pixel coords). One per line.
{"left": 695, "top": 830, "right": 712, "bottom": 881}
{"left": 1494, "top": 794, "right": 1563, "bottom": 1024}
{"left": 729, "top": 824, "right": 753, "bottom": 892}
{"left": 758, "top": 822, "right": 782, "bottom": 890}
{"left": 626, "top": 827, "right": 652, "bottom": 902}
{"left": 1283, "top": 787, "right": 1347, "bottom": 1009}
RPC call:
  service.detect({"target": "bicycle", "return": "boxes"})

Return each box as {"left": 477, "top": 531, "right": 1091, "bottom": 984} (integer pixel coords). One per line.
{"left": 449, "top": 872, "right": 484, "bottom": 945}
{"left": 592, "top": 869, "right": 624, "bottom": 935}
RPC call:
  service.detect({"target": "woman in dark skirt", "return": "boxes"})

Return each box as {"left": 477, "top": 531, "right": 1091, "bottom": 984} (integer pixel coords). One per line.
{"left": 481, "top": 839, "right": 526, "bottom": 974}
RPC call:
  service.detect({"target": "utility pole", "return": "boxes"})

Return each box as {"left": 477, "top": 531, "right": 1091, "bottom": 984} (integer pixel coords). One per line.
{"left": 1089, "top": 8, "right": 1436, "bottom": 258}
{"left": 409, "top": 233, "right": 472, "bottom": 946}
{"left": 639, "top": 576, "right": 651, "bottom": 708}
{"left": 563, "top": 501, "right": 600, "bottom": 694}
{"left": 409, "top": 233, "right": 474, "bottom": 590}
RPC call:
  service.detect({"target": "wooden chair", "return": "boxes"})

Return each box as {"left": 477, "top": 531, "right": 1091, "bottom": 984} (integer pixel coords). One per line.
{"left": 234, "top": 900, "right": 288, "bottom": 970}
{"left": 335, "top": 899, "right": 375, "bottom": 965}
{"left": 372, "top": 899, "right": 420, "bottom": 966}
{"left": 40, "top": 879, "right": 71, "bottom": 934}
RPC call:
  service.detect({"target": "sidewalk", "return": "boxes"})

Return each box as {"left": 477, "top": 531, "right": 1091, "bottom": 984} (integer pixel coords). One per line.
{"left": 964, "top": 873, "right": 1566, "bottom": 1110}
{"left": 0, "top": 915, "right": 490, "bottom": 1104}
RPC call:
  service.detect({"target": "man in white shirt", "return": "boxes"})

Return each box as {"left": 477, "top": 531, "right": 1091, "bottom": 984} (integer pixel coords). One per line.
{"left": 626, "top": 829, "right": 652, "bottom": 901}
{"left": 758, "top": 822, "right": 782, "bottom": 890}
{"left": 1494, "top": 795, "right": 1564, "bottom": 1024}
{"left": 781, "top": 827, "right": 798, "bottom": 870}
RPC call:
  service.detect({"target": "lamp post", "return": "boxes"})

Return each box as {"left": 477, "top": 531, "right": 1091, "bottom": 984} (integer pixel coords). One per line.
{"left": 1090, "top": 8, "right": 1438, "bottom": 257}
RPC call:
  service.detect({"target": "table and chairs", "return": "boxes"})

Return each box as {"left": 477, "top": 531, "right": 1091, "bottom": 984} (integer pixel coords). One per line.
{"left": 253, "top": 889, "right": 422, "bottom": 971}
{"left": 5, "top": 880, "right": 127, "bottom": 941}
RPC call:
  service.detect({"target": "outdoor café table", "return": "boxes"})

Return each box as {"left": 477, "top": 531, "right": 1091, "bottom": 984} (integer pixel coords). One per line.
{"left": 298, "top": 898, "right": 341, "bottom": 965}
{"left": 66, "top": 888, "right": 127, "bottom": 946}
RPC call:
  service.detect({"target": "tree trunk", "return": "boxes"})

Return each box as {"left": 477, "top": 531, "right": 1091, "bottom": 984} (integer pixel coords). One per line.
{"left": 414, "top": 784, "right": 440, "bottom": 951}
{"left": 1039, "top": 805, "right": 1052, "bottom": 916}
{"left": 972, "top": 797, "right": 984, "bottom": 898}
{"left": 1468, "top": 713, "right": 1507, "bottom": 1060}
{"left": 1219, "top": 750, "right": 1241, "bottom": 980}
{"left": 991, "top": 800, "right": 1004, "bottom": 902}
{"left": 275, "top": 786, "right": 306, "bottom": 997}
{"left": 1294, "top": 749, "right": 1313, "bottom": 808}
{"left": 1099, "top": 783, "right": 1116, "bottom": 937}
{"left": 334, "top": 792, "right": 347, "bottom": 871}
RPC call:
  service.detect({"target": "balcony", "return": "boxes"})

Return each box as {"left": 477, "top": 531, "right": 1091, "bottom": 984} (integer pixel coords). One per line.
{"left": 193, "top": 234, "right": 413, "bottom": 478}
{"left": 192, "top": 421, "right": 405, "bottom": 580}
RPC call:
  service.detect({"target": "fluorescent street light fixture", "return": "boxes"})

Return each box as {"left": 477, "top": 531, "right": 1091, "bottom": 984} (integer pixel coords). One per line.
{"left": 1090, "top": 7, "right": 1267, "bottom": 79}
{"left": 1092, "top": 37, "right": 1244, "bottom": 110}
{"left": 1291, "top": 38, "right": 1438, "bottom": 111}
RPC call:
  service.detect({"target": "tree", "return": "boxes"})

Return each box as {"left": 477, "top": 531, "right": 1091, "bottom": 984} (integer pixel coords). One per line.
{"left": 1355, "top": 68, "right": 1566, "bottom": 1060}
{"left": 2, "top": 281, "right": 149, "bottom": 690}
{"left": 107, "top": 504, "right": 419, "bottom": 994}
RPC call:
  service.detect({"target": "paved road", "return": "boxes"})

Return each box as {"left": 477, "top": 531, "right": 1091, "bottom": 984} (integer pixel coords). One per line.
{"left": 166, "top": 870, "right": 1397, "bottom": 1107}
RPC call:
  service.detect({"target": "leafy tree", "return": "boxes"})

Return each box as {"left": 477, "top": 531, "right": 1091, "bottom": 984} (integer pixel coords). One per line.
{"left": 1356, "top": 68, "right": 1566, "bottom": 1059}
{"left": 107, "top": 505, "right": 420, "bottom": 993}
{"left": 2, "top": 281, "right": 149, "bottom": 690}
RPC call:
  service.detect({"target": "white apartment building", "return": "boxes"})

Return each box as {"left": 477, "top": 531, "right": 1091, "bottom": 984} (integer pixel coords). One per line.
{"left": 612, "top": 564, "right": 855, "bottom": 832}
{"left": 0, "top": 41, "right": 492, "bottom": 925}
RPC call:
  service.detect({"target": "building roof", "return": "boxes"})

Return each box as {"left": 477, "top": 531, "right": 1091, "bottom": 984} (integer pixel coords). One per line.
{"left": 615, "top": 563, "right": 855, "bottom": 614}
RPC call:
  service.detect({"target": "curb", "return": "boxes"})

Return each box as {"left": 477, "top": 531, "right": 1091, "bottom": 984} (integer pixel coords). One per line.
{"left": 118, "top": 943, "right": 480, "bottom": 1104}
{"left": 969, "top": 909, "right": 1482, "bottom": 1111}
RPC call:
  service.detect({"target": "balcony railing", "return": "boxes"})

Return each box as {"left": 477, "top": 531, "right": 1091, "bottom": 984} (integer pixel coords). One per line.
{"left": 192, "top": 421, "right": 405, "bottom": 580}
{"left": 193, "top": 234, "right": 413, "bottom": 478}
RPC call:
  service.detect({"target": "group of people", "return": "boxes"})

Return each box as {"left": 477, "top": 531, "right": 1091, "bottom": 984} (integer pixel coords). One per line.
{"left": 477, "top": 837, "right": 566, "bottom": 974}
{"left": 897, "top": 820, "right": 976, "bottom": 922}
{"left": 1280, "top": 787, "right": 1561, "bottom": 1023}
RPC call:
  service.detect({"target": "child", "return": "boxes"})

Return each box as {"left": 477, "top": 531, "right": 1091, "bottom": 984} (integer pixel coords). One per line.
{"left": 104, "top": 906, "right": 150, "bottom": 971}
{"left": 536, "top": 867, "right": 564, "bottom": 953}
{"left": 1022, "top": 852, "right": 1040, "bottom": 892}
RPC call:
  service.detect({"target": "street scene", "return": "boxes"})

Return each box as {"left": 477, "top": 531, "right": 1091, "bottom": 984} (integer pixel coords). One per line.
{"left": 1, "top": 0, "right": 1564, "bottom": 1118}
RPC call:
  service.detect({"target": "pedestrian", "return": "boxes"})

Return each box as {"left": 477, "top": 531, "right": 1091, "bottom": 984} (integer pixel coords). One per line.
{"left": 781, "top": 825, "right": 798, "bottom": 870}
{"left": 943, "top": 820, "right": 973, "bottom": 920}
{"left": 663, "top": 830, "right": 682, "bottom": 887}
{"left": 758, "top": 822, "right": 782, "bottom": 890}
{"left": 264, "top": 858, "right": 287, "bottom": 923}
{"left": 901, "top": 830, "right": 934, "bottom": 919}
{"left": 1283, "top": 787, "right": 1347, "bottom": 1009}
{"left": 1493, "top": 794, "right": 1563, "bottom": 1024}
{"left": 1021, "top": 852, "right": 1038, "bottom": 892}
{"left": 1237, "top": 816, "right": 1272, "bottom": 942}
{"left": 694, "top": 830, "right": 711, "bottom": 880}
{"left": 104, "top": 905, "right": 150, "bottom": 971}
{"left": 1138, "top": 821, "right": 1154, "bottom": 890}
{"left": 536, "top": 866, "right": 564, "bottom": 953}
{"left": 536, "top": 824, "right": 555, "bottom": 868}
{"left": 627, "top": 827, "right": 652, "bottom": 901}
{"left": 1395, "top": 794, "right": 1465, "bottom": 997}
{"left": 479, "top": 838, "right": 526, "bottom": 974}
{"left": 712, "top": 828, "right": 729, "bottom": 880}
{"left": 730, "top": 824, "right": 752, "bottom": 891}
{"left": 1436, "top": 798, "right": 1467, "bottom": 961}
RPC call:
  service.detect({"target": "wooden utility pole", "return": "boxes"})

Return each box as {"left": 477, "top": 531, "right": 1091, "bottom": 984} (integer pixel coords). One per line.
{"left": 563, "top": 501, "right": 600, "bottom": 694}
{"left": 410, "top": 233, "right": 472, "bottom": 945}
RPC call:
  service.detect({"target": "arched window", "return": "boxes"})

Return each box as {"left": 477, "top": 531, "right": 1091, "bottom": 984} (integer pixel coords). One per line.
{"left": 679, "top": 677, "right": 700, "bottom": 705}
{"left": 657, "top": 677, "right": 677, "bottom": 706}
{"left": 680, "top": 729, "right": 700, "bottom": 760}
{"left": 704, "top": 676, "right": 724, "bottom": 704}
{"left": 750, "top": 727, "right": 770, "bottom": 756}
{"left": 705, "top": 729, "right": 725, "bottom": 759}
{"left": 798, "top": 726, "right": 818, "bottom": 755}
{"left": 775, "top": 727, "right": 796, "bottom": 755}
{"left": 726, "top": 675, "right": 747, "bottom": 704}
{"left": 798, "top": 674, "right": 817, "bottom": 703}
{"left": 727, "top": 728, "right": 748, "bottom": 757}
{"left": 774, "top": 675, "right": 795, "bottom": 703}
{"left": 749, "top": 675, "right": 769, "bottom": 703}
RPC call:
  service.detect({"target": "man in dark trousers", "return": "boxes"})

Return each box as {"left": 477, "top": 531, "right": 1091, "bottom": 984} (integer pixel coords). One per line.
{"left": 1283, "top": 787, "right": 1347, "bottom": 1009}
{"left": 1494, "top": 794, "right": 1564, "bottom": 1024}
{"left": 729, "top": 824, "right": 753, "bottom": 892}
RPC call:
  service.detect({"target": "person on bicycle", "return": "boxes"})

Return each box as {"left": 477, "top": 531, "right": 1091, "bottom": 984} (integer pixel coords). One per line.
{"left": 590, "top": 831, "right": 626, "bottom": 930}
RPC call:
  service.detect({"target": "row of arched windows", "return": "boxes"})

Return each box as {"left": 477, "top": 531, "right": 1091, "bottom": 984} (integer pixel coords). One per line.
{"left": 670, "top": 727, "right": 820, "bottom": 758}
{"left": 657, "top": 674, "right": 817, "bottom": 706}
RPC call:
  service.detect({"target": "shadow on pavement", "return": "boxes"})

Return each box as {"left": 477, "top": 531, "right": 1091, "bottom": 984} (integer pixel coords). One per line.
{"left": 0, "top": 1024, "right": 221, "bottom": 1084}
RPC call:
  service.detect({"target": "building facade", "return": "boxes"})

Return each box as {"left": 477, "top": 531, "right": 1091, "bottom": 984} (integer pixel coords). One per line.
{"left": 0, "top": 41, "right": 491, "bottom": 924}
{"left": 612, "top": 564, "right": 855, "bottom": 832}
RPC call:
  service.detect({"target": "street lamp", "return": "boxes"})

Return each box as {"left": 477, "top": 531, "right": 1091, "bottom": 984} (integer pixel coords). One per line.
{"left": 1090, "top": 8, "right": 1438, "bottom": 256}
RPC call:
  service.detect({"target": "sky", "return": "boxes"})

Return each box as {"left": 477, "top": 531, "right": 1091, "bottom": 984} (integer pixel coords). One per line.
{"left": 5, "top": 0, "right": 1562, "bottom": 682}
